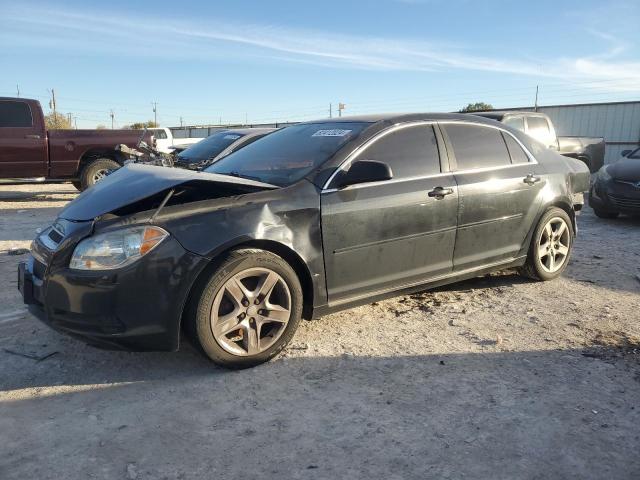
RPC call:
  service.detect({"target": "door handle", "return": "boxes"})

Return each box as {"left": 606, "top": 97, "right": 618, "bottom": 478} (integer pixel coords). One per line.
{"left": 523, "top": 174, "right": 541, "bottom": 186}
{"left": 24, "top": 134, "right": 41, "bottom": 139}
{"left": 428, "top": 186, "right": 454, "bottom": 199}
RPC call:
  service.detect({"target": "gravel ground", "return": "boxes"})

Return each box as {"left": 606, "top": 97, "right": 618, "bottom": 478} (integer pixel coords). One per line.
{"left": 1, "top": 183, "right": 639, "bottom": 479}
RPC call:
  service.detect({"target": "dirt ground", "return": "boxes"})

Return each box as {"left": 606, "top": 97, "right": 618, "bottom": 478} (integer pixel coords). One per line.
{"left": 1, "top": 183, "right": 639, "bottom": 480}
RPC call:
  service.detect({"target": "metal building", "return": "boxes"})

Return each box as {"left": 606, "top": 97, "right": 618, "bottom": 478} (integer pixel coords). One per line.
{"left": 504, "top": 100, "right": 640, "bottom": 164}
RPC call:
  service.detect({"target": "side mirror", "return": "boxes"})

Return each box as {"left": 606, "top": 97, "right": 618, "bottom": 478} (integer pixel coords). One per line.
{"left": 337, "top": 160, "right": 393, "bottom": 188}
{"left": 621, "top": 150, "right": 632, "bottom": 158}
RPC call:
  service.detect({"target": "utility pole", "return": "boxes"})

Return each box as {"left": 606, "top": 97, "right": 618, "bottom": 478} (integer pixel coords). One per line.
{"left": 329, "top": 103, "right": 333, "bottom": 118}
{"left": 245, "top": 112, "right": 248, "bottom": 125}
{"left": 534, "top": 85, "right": 539, "bottom": 112}
{"left": 152, "top": 101, "right": 158, "bottom": 125}
{"left": 73, "top": 116, "right": 78, "bottom": 129}
{"left": 49, "top": 89, "right": 57, "bottom": 120}
{"left": 110, "top": 110, "right": 115, "bottom": 129}
{"left": 67, "top": 113, "right": 72, "bottom": 127}
{"left": 179, "top": 116, "right": 183, "bottom": 127}
{"left": 338, "top": 102, "right": 346, "bottom": 117}
{"left": 16, "top": 85, "right": 20, "bottom": 97}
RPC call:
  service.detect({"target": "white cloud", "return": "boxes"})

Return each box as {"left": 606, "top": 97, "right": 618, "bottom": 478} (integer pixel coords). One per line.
{"left": 2, "top": 3, "right": 639, "bottom": 90}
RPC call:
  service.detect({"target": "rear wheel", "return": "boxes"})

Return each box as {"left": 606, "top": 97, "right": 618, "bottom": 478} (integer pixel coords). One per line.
{"left": 593, "top": 208, "right": 619, "bottom": 219}
{"left": 79, "top": 158, "right": 120, "bottom": 190}
{"left": 519, "top": 208, "right": 573, "bottom": 281}
{"left": 187, "top": 249, "right": 303, "bottom": 368}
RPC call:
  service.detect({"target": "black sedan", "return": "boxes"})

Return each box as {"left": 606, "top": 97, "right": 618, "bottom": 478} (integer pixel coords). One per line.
{"left": 18, "top": 113, "right": 590, "bottom": 368}
{"left": 589, "top": 147, "right": 640, "bottom": 218}
{"left": 173, "top": 128, "right": 276, "bottom": 170}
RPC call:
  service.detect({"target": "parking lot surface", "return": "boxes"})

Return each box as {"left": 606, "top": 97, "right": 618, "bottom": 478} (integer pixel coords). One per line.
{"left": 1, "top": 183, "right": 639, "bottom": 479}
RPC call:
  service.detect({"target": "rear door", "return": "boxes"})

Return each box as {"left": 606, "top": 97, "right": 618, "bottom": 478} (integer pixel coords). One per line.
{"left": 0, "top": 100, "right": 47, "bottom": 177}
{"left": 321, "top": 123, "right": 458, "bottom": 304}
{"left": 440, "top": 122, "right": 546, "bottom": 271}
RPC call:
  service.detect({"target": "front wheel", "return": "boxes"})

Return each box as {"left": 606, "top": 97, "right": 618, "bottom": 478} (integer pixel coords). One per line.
{"left": 187, "top": 249, "right": 303, "bottom": 368}
{"left": 519, "top": 207, "right": 573, "bottom": 281}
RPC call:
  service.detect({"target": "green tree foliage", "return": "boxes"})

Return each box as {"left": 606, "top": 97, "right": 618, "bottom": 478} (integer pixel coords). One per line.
{"left": 45, "top": 112, "right": 72, "bottom": 129}
{"left": 123, "top": 121, "right": 159, "bottom": 129}
{"left": 460, "top": 102, "right": 494, "bottom": 113}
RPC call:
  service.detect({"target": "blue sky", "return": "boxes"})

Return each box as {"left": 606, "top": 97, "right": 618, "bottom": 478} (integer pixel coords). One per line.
{"left": 1, "top": 0, "right": 639, "bottom": 128}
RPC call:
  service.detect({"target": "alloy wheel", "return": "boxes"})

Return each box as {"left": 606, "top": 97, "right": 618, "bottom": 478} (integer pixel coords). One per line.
{"left": 92, "top": 169, "right": 109, "bottom": 184}
{"left": 537, "top": 217, "right": 570, "bottom": 273}
{"left": 210, "top": 267, "right": 291, "bottom": 356}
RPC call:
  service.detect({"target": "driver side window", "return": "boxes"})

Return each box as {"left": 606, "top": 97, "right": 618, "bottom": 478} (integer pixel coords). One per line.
{"left": 354, "top": 124, "right": 441, "bottom": 179}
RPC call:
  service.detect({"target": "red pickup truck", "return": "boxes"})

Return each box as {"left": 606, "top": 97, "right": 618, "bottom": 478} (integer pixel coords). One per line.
{"left": 0, "top": 97, "right": 153, "bottom": 190}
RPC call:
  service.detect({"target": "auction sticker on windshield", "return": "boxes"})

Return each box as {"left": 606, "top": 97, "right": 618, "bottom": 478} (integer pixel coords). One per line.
{"left": 312, "top": 129, "right": 352, "bottom": 137}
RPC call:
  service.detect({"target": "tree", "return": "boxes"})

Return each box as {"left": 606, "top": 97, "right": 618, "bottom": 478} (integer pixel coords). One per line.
{"left": 460, "top": 102, "right": 494, "bottom": 113}
{"left": 96, "top": 124, "right": 107, "bottom": 130}
{"left": 45, "top": 112, "right": 72, "bottom": 129}
{"left": 123, "top": 120, "right": 159, "bottom": 129}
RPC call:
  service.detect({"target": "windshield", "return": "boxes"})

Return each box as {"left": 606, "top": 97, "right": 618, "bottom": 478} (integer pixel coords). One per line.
{"left": 205, "top": 122, "right": 370, "bottom": 186}
{"left": 628, "top": 148, "right": 640, "bottom": 159}
{"left": 178, "top": 131, "right": 246, "bottom": 163}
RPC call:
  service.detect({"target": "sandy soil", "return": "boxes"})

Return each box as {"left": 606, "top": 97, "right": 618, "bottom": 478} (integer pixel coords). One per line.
{"left": 0, "top": 183, "right": 639, "bottom": 479}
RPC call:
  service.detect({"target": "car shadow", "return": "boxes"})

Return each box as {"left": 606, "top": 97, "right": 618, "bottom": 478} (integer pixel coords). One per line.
{"left": 1, "top": 343, "right": 639, "bottom": 479}
{"left": 0, "top": 191, "right": 77, "bottom": 202}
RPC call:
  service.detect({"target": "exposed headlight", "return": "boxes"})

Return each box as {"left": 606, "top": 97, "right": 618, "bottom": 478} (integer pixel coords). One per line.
{"left": 69, "top": 226, "right": 168, "bottom": 270}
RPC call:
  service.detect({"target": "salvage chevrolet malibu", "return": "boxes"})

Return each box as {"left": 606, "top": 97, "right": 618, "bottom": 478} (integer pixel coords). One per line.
{"left": 18, "top": 114, "right": 590, "bottom": 368}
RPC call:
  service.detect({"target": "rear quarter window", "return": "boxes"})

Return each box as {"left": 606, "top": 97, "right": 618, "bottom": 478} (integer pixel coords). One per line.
{"left": 502, "top": 132, "right": 530, "bottom": 164}
{"left": 0, "top": 101, "right": 33, "bottom": 128}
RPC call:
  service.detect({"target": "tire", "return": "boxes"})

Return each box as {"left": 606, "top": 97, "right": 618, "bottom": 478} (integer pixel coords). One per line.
{"left": 593, "top": 208, "right": 619, "bottom": 219}
{"left": 519, "top": 207, "right": 573, "bottom": 281}
{"left": 79, "top": 158, "right": 120, "bottom": 190}
{"left": 186, "top": 249, "right": 303, "bottom": 368}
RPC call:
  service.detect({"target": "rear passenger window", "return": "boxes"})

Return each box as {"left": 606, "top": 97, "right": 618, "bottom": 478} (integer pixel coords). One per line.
{"left": 502, "top": 132, "right": 529, "bottom": 164}
{"left": 526, "top": 116, "right": 549, "bottom": 134}
{"left": 152, "top": 129, "right": 168, "bottom": 139}
{"left": 503, "top": 116, "right": 525, "bottom": 132}
{"left": 445, "top": 124, "right": 511, "bottom": 170}
{"left": 0, "top": 101, "right": 33, "bottom": 128}
{"left": 356, "top": 125, "right": 440, "bottom": 179}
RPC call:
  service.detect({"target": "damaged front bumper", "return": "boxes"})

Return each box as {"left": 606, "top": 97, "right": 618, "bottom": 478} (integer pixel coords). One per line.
{"left": 18, "top": 236, "right": 209, "bottom": 351}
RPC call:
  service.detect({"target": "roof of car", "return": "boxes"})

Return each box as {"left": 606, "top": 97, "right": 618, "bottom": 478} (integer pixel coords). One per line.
{"left": 220, "top": 127, "right": 277, "bottom": 135}
{"left": 471, "top": 110, "right": 549, "bottom": 120}
{"left": 298, "top": 112, "right": 502, "bottom": 125}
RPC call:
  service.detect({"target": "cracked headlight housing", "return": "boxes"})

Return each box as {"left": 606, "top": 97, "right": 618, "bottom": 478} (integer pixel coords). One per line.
{"left": 70, "top": 226, "right": 168, "bottom": 270}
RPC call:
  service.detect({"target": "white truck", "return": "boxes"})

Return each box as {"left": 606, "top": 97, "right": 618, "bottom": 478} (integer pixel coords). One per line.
{"left": 148, "top": 128, "right": 203, "bottom": 154}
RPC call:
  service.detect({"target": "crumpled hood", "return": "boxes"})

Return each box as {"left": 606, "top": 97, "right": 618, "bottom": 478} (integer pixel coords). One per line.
{"left": 607, "top": 158, "right": 640, "bottom": 182}
{"left": 60, "top": 163, "right": 278, "bottom": 221}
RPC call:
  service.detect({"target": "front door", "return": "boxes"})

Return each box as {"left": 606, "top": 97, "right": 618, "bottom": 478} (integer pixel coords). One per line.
{"left": 0, "top": 100, "right": 47, "bottom": 178}
{"left": 321, "top": 123, "right": 459, "bottom": 304}
{"left": 440, "top": 122, "right": 545, "bottom": 271}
